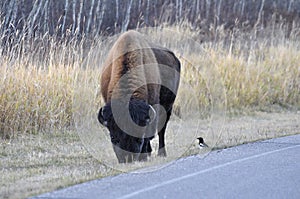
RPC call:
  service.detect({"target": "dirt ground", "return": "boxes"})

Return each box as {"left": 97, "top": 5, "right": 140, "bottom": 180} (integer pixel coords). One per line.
{"left": 0, "top": 110, "right": 299, "bottom": 199}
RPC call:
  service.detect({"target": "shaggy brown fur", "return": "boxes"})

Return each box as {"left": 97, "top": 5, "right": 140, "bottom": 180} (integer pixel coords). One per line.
{"left": 99, "top": 30, "right": 180, "bottom": 163}
{"left": 101, "top": 30, "right": 161, "bottom": 104}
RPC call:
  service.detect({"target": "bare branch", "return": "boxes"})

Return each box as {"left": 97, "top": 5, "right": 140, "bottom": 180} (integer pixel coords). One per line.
{"left": 95, "top": 0, "right": 102, "bottom": 33}
{"left": 122, "top": 0, "right": 133, "bottom": 32}
{"left": 288, "top": 0, "right": 294, "bottom": 12}
{"left": 4, "top": 0, "right": 15, "bottom": 29}
{"left": 72, "top": 0, "right": 77, "bottom": 33}
{"left": 77, "top": 0, "right": 83, "bottom": 35}
{"left": 145, "top": 0, "right": 150, "bottom": 24}
{"left": 62, "top": 0, "right": 69, "bottom": 35}
{"left": 97, "top": 0, "right": 107, "bottom": 34}
{"left": 43, "top": 0, "right": 49, "bottom": 33}
{"left": 116, "top": 0, "right": 119, "bottom": 25}
{"left": 28, "top": 0, "right": 44, "bottom": 37}
{"left": 86, "top": 0, "right": 95, "bottom": 33}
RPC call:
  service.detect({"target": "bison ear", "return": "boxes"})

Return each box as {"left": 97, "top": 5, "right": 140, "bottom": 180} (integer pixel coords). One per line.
{"left": 98, "top": 107, "right": 108, "bottom": 126}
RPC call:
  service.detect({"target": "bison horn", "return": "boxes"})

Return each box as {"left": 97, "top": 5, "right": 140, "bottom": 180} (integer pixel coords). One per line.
{"left": 147, "top": 105, "right": 157, "bottom": 125}
{"left": 98, "top": 107, "right": 108, "bottom": 127}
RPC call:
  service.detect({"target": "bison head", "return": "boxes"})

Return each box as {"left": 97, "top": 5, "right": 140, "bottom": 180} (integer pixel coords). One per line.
{"left": 98, "top": 99, "right": 156, "bottom": 163}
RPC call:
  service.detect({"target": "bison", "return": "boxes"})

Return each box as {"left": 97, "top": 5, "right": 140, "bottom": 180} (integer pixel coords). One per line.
{"left": 98, "top": 30, "right": 180, "bottom": 163}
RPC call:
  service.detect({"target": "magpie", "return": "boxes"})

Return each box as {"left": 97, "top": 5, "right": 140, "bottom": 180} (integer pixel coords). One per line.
{"left": 197, "top": 137, "right": 209, "bottom": 149}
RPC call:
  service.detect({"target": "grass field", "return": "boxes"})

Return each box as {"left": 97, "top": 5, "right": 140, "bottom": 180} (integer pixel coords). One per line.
{"left": 0, "top": 22, "right": 300, "bottom": 198}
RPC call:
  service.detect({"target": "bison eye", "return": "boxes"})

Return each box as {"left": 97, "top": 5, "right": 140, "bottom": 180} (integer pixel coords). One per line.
{"left": 111, "top": 136, "right": 120, "bottom": 145}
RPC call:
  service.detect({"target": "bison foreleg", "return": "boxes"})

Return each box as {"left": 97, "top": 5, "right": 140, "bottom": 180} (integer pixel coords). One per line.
{"left": 139, "top": 138, "right": 152, "bottom": 161}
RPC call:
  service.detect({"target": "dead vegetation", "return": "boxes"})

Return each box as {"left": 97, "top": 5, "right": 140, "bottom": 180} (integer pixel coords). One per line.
{"left": 0, "top": 1, "right": 300, "bottom": 198}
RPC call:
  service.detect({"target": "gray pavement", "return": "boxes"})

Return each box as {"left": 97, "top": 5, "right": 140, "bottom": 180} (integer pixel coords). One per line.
{"left": 34, "top": 134, "right": 300, "bottom": 199}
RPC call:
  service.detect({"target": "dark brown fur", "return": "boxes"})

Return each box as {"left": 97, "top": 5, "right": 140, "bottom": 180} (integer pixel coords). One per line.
{"left": 98, "top": 30, "right": 180, "bottom": 163}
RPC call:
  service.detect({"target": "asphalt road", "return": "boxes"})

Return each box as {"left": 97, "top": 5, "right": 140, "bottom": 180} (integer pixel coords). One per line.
{"left": 34, "top": 134, "right": 300, "bottom": 199}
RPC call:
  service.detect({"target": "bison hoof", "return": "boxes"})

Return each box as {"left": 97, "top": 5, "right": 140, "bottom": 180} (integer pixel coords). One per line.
{"left": 139, "top": 153, "right": 150, "bottom": 161}
{"left": 158, "top": 148, "right": 167, "bottom": 157}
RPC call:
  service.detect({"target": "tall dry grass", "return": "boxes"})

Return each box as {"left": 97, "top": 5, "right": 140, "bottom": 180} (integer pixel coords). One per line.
{"left": 0, "top": 36, "right": 82, "bottom": 138}
{"left": 0, "top": 22, "right": 299, "bottom": 138}
{"left": 1, "top": 21, "right": 300, "bottom": 199}
{"left": 212, "top": 29, "right": 299, "bottom": 111}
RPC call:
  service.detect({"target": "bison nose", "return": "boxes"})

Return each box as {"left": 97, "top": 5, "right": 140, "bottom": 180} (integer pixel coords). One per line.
{"left": 112, "top": 139, "right": 119, "bottom": 145}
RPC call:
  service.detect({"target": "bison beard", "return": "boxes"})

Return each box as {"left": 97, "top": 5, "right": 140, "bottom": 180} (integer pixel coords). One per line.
{"left": 98, "top": 30, "right": 180, "bottom": 163}
{"left": 98, "top": 98, "right": 154, "bottom": 163}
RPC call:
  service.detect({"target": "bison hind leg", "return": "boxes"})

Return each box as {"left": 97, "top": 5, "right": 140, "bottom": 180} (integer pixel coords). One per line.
{"left": 157, "top": 106, "right": 173, "bottom": 157}
{"left": 158, "top": 147, "right": 167, "bottom": 157}
{"left": 158, "top": 150, "right": 166, "bottom": 157}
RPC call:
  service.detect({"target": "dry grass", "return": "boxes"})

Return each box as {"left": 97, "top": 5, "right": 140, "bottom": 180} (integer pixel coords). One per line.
{"left": 1, "top": 24, "right": 299, "bottom": 138}
{"left": 0, "top": 22, "right": 300, "bottom": 198}
{"left": 0, "top": 131, "right": 116, "bottom": 199}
